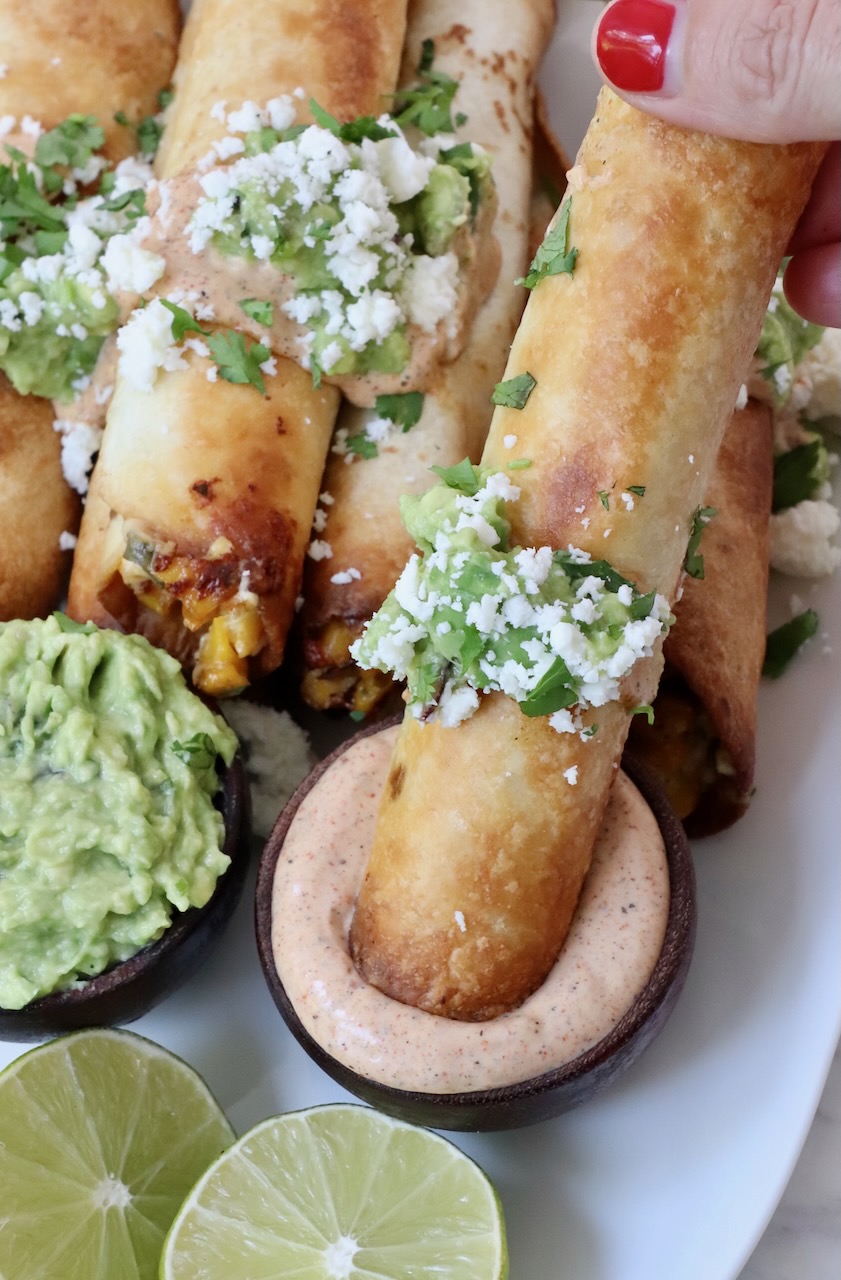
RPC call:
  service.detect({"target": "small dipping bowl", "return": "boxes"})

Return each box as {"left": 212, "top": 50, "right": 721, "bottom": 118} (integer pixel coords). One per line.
{"left": 256, "top": 721, "right": 696, "bottom": 1131}
{"left": 0, "top": 757, "right": 250, "bottom": 1043}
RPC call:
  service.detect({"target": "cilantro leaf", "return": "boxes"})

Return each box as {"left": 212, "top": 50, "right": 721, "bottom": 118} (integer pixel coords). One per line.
{"left": 240, "top": 297, "right": 274, "bottom": 327}
{"left": 160, "top": 299, "right": 211, "bottom": 343}
{"left": 347, "top": 433, "right": 379, "bottom": 459}
{"left": 684, "top": 506, "right": 716, "bottom": 580}
{"left": 34, "top": 115, "right": 105, "bottom": 171}
{"left": 597, "top": 490, "right": 610, "bottom": 510}
{"left": 158, "top": 87, "right": 174, "bottom": 110}
{"left": 375, "top": 391, "right": 424, "bottom": 431}
{"left": 206, "top": 330, "right": 270, "bottom": 393}
{"left": 492, "top": 371, "right": 536, "bottom": 410}
{"left": 519, "top": 657, "right": 578, "bottom": 718}
{"left": 631, "top": 704, "right": 655, "bottom": 725}
{"left": 627, "top": 484, "right": 646, "bottom": 497}
{"left": 772, "top": 439, "right": 825, "bottom": 512}
{"left": 137, "top": 115, "right": 164, "bottom": 157}
{"left": 430, "top": 458, "right": 481, "bottom": 495}
{"left": 171, "top": 732, "right": 219, "bottom": 770}
{"left": 762, "top": 609, "right": 819, "bottom": 678}
{"left": 392, "top": 42, "right": 463, "bottom": 135}
{"left": 308, "top": 99, "right": 395, "bottom": 143}
{"left": 517, "top": 200, "right": 577, "bottom": 289}
{"left": 100, "top": 188, "right": 146, "bottom": 218}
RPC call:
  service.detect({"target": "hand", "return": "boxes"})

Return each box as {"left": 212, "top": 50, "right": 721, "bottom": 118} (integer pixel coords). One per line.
{"left": 590, "top": 0, "right": 840, "bottom": 327}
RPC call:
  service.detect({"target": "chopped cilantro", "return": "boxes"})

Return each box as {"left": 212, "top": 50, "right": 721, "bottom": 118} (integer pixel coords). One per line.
{"left": 631, "top": 704, "right": 655, "bottom": 725}
{"left": 762, "top": 610, "right": 819, "bottom": 678}
{"left": 430, "top": 458, "right": 482, "bottom": 495}
{"left": 158, "top": 86, "right": 174, "bottom": 110}
{"left": 171, "top": 732, "right": 219, "bottom": 770}
{"left": 392, "top": 42, "right": 463, "bottom": 135}
{"left": 627, "top": 484, "right": 646, "bottom": 497}
{"left": 34, "top": 115, "right": 105, "bottom": 171}
{"left": 349, "top": 709, "right": 367, "bottom": 722}
{"left": 308, "top": 99, "right": 395, "bottom": 144}
{"left": 518, "top": 656, "right": 578, "bottom": 718}
{"left": 137, "top": 114, "right": 164, "bottom": 157}
{"left": 772, "top": 439, "right": 826, "bottom": 512}
{"left": 100, "top": 188, "right": 146, "bottom": 218}
{"left": 684, "top": 506, "right": 716, "bottom": 580}
{"left": 492, "top": 371, "right": 536, "bottom": 409}
{"left": 240, "top": 297, "right": 274, "bottom": 327}
{"left": 161, "top": 299, "right": 210, "bottom": 343}
{"left": 507, "top": 458, "right": 533, "bottom": 470}
{"left": 375, "top": 390, "right": 424, "bottom": 431}
{"left": 597, "top": 490, "right": 610, "bottom": 510}
{"left": 517, "top": 200, "right": 577, "bottom": 289}
{"left": 347, "top": 433, "right": 379, "bottom": 459}
{"left": 206, "top": 330, "right": 270, "bottom": 393}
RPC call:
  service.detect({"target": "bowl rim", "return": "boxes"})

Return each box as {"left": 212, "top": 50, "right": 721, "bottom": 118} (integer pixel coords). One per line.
{"left": 255, "top": 716, "right": 696, "bottom": 1115}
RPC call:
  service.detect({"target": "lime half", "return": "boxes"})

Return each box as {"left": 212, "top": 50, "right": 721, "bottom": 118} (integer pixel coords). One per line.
{"left": 161, "top": 1103, "right": 508, "bottom": 1279}
{"left": 0, "top": 1028, "right": 234, "bottom": 1280}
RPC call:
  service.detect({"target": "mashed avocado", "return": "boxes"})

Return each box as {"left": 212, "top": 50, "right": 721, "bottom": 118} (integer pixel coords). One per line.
{"left": 352, "top": 462, "right": 672, "bottom": 728}
{"left": 0, "top": 616, "right": 238, "bottom": 1010}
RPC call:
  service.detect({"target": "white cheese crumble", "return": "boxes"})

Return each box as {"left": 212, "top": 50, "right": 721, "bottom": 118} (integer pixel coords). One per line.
{"left": 116, "top": 298, "right": 190, "bottom": 391}
{"left": 219, "top": 699, "right": 315, "bottom": 838}
{"left": 770, "top": 500, "right": 841, "bottom": 578}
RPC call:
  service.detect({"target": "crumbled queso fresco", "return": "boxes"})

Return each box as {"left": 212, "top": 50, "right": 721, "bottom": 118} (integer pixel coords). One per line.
{"left": 186, "top": 93, "right": 490, "bottom": 379}
{"left": 352, "top": 463, "right": 672, "bottom": 729}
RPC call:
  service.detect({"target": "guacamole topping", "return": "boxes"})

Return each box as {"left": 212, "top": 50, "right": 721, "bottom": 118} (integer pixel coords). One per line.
{"left": 186, "top": 77, "right": 494, "bottom": 384}
{"left": 351, "top": 463, "right": 672, "bottom": 729}
{"left": 0, "top": 616, "right": 237, "bottom": 1010}
{"left": 0, "top": 116, "right": 161, "bottom": 401}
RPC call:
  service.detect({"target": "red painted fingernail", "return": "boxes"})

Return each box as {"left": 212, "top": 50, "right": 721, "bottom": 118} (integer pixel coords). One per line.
{"left": 596, "top": 0, "right": 676, "bottom": 94}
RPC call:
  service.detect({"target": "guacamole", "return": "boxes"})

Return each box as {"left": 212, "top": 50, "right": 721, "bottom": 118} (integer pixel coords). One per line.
{"left": 0, "top": 616, "right": 238, "bottom": 1010}
{"left": 352, "top": 463, "right": 672, "bottom": 727}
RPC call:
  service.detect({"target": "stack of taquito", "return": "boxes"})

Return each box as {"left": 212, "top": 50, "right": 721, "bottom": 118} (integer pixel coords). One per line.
{"left": 349, "top": 90, "right": 826, "bottom": 1020}
{"left": 629, "top": 399, "right": 774, "bottom": 836}
{"left": 298, "top": 0, "right": 556, "bottom": 714}
{"left": 68, "top": 0, "right": 409, "bottom": 692}
{"left": 0, "top": 0, "right": 180, "bottom": 621}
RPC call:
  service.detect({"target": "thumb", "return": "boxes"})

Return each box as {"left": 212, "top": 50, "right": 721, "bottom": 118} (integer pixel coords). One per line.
{"left": 591, "top": 0, "right": 841, "bottom": 144}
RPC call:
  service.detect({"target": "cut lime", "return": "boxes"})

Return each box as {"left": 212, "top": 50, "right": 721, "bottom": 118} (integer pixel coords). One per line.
{"left": 161, "top": 1103, "right": 508, "bottom": 1279}
{"left": 0, "top": 1028, "right": 234, "bottom": 1280}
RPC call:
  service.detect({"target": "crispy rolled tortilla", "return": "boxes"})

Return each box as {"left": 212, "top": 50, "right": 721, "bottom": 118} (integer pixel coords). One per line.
{"left": 349, "top": 89, "right": 826, "bottom": 1020}
{"left": 0, "top": 0, "right": 180, "bottom": 160}
{"left": 628, "top": 400, "right": 773, "bottom": 836}
{"left": 299, "top": 0, "right": 557, "bottom": 714}
{"left": 0, "top": 0, "right": 179, "bottom": 622}
{"left": 0, "top": 376, "right": 79, "bottom": 621}
{"left": 69, "top": 0, "right": 408, "bottom": 695}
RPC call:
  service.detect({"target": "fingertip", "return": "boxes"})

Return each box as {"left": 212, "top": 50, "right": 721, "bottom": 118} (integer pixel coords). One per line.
{"left": 783, "top": 246, "right": 841, "bottom": 329}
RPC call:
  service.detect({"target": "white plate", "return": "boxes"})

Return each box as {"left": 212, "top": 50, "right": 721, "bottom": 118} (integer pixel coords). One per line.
{"left": 2, "top": 5, "right": 839, "bottom": 1278}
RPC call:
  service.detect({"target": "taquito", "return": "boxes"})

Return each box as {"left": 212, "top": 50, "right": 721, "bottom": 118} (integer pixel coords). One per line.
{"left": 68, "top": 0, "right": 408, "bottom": 695}
{"left": 628, "top": 401, "right": 774, "bottom": 836}
{"left": 299, "top": 0, "right": 557, "bottom": 714}
{"left": 0, "top": 0, "right": 179, "bottom": 610}
{"left": 0, "top": 0, "right": 179, "bottom": 162}
{"left": 0, "top": 376, "right": 78, "bottom": 621}
{"left": 350, "top": 89, "right": 826, "bottom": 1020}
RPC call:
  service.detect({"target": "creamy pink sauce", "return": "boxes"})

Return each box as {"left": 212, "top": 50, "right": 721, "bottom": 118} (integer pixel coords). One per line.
{"left": 138, "top": 175, "right": 499, "bottom": 409}
{"left": 271, "top": 726, "right": 670, "bottom": 1093}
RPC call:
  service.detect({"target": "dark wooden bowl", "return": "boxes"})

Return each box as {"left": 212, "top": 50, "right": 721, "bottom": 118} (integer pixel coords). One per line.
{"left": 0, "top": 757, "right": 250, "bottom": 1042}
{"left": 255, "top": 722, "right": 696, "bottom": 1131}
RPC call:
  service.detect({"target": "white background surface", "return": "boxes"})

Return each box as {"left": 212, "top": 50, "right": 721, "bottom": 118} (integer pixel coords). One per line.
{"left": 2, "top": 3, "right": 840, "bottom": 1277}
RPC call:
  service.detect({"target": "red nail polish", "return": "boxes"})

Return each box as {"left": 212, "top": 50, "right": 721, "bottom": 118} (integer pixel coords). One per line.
{"left": 596, "top": 0, "right": 676, "bottom": 94}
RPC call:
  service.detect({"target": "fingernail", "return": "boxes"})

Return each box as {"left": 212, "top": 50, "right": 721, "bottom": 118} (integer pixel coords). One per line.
{"left": 595, "top": 0, "right": 677, "bottom": 94}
